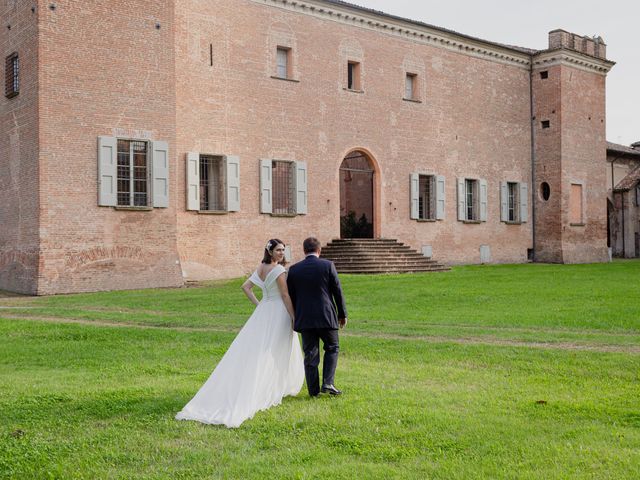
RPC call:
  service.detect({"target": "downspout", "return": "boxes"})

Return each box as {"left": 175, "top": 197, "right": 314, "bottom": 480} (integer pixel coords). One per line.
{"left": 529, "top": 56, "right": 536, "bottom": 262}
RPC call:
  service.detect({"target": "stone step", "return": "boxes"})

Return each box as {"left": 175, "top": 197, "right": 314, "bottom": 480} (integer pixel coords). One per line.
{"left": 320, "top": 238, "right": 449, "bottom": 274}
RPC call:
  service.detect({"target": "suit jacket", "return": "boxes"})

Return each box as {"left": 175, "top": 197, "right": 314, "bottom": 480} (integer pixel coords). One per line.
{"left": 287, "top": 255, "right": 347, "bottom": 332}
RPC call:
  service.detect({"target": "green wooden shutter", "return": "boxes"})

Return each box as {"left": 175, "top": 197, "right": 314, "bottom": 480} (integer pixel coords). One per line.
{"left": 260, "top": 159, "right": 273, "bottom": 214}
{"left": 295, "top": 161, "right": 307, "bottom": 215}
{"left": 98, "top": 136, "right": 117, "bottom": 206}
{"left": 457, "top": 178, "right": 465, "bottom": 220}
{"left": 410, "top": 173, "right": 419, "bottom": 219}
{"left": 186, "top": 152, "right": 200, "bottom": 211}
{"left": 436, "top": 175, "right": 446, "bottom": 220}
{"left": 479, "top": 179, "right": 488, "bottom": 222}
{"left": 500, "top": 181, "right": 508, "bottom": 222}
{"left": 519, "top": 182, "right": 528, "bottom": 222}
{"left": 152, "top": 141, "right": 169, "bottom": 208}
{"left": 226, "top": 155, "right": 240, "bottom": 212}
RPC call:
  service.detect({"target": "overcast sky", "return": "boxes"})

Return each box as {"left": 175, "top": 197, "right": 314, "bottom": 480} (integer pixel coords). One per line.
{"left": 352, "top": 0, "right": 638, "bottom": 146}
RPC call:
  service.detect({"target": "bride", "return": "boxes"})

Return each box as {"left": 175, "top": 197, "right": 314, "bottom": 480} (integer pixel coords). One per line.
{"left": 175, "top": 239, "right": 305, "bottom": 428}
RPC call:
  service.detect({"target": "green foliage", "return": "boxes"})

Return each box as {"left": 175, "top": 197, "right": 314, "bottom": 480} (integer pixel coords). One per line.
{"left": 1, "top": 261, "right": 639, "bottom": 478}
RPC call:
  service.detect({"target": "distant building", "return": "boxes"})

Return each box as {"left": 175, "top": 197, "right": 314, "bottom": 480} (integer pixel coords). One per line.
{"left": 0, "top": 0, "right": 616, "bottom": 294}
{"left": 607, "top": 142, "right": 640, "bottom": 258}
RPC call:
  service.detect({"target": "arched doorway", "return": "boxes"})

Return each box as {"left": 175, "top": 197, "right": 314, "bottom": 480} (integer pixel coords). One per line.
{"left": 339, "top": 150, "right": 375, "bottom": 238}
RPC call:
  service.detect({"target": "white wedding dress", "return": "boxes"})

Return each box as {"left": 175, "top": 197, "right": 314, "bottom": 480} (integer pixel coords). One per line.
{"left": 175, "top": 265, "right": 304, "bottom": 428}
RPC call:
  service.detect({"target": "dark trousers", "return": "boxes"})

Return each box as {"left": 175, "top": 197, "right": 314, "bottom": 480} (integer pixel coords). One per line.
{"left": 300, "top": 329, "right": 340, "bottom": 396}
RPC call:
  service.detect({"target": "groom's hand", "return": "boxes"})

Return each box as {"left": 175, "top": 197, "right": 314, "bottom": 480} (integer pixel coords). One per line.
{"left": 339, "top": 317, "right": 347, "bottom": 329}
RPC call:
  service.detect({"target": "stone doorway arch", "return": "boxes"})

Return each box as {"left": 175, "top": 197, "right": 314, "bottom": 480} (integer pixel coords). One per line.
{"left": 339, "top": 149, "right": 379, "bottom": 238}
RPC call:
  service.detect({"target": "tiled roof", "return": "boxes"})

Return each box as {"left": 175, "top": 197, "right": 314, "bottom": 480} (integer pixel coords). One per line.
{"left": 614, "top": 166, "right": 640, "bottom": 192}
{"left": 607, "top": 141, "right": 640, "bottom": 157}
{"left": 322, "top": 0, "right": 537, "bottom": 55}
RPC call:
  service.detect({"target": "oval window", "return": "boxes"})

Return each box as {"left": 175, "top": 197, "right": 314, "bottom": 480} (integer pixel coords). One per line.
{"left": 540, "top": 182, "right": 551, "bottom": 201}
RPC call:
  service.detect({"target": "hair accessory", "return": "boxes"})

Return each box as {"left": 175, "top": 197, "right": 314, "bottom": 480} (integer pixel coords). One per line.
{"left": 265, "top": 240, "right": 273, "bottom": 251}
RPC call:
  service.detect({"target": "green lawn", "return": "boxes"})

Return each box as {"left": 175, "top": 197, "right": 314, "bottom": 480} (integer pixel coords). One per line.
{"left": 1, "top": 262, "right": 639, "bottom": 479}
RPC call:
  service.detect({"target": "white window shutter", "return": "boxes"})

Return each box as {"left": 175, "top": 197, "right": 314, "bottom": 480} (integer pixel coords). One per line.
{"left": 151, "top": 141, "right": 169, "bottom": 208}
{"left": 186, "top": 152, "right": 200, "bottom": 211}
{"left": 260, "top": 159, "right": 272, "bottom": 214}
{"left": 436, "top": 175, "right": 446, "bottom": 220}
{"left": 519, "top": 182, "right": 528, "bottom": 223}
{"left": 225, "top": 155, "right": 240, "bottom": 212}
{"left": 410, "top": 173, "right": 419, "bottom": 219}
{"left": 98, "top": 136, "right": 117, "bottom": 206}
{"left": 500, "top": 181, "right": 508, "bottom": 222}
{"left": 457, "top": 178, "right": 465, "bottom": 221}
{"left": 295, "top": 161, "right": 307, "bottom": 215}
{"left": 479, "top": 179, "right": 488, "bottom": 222}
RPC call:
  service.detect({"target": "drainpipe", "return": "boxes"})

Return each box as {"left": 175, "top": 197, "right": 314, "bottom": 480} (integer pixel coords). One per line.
{"left": 529, "top": 57, "right": 537, "bottom": 262}
{"left": 621, "top": 192, "right": 626, "bottom": 256}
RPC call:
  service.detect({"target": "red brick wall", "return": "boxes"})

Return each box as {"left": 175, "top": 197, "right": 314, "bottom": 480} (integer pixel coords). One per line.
{"left": 0, "top": 2, "right": 40, "bottom": 294}
{"left": 174, "top": 0, "right": 533, "bottom": 279}
{"left": 34, "top": 1, "right": 183, "bottom": 294}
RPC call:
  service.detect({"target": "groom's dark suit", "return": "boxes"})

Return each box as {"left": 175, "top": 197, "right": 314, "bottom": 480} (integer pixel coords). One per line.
{"left": 287, "top": 254, "right": 347, "bottom": 396}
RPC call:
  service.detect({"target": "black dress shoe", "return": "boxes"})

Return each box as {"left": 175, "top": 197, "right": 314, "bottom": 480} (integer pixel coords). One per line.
{"left": 320, "top": 384, "right": 342, "bottom": 395}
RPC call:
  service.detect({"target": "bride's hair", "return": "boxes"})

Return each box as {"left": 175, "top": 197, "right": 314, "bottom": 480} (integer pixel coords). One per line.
{"left": 262, "top": 238, "right": 287, "bottom": 265}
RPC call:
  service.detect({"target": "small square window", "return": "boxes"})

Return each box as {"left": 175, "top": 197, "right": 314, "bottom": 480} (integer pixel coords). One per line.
{"left": 5, "top": 52, "right": 19, "bottom": 98}
{"left": 540, "top": 71, "right": 549, "bottom": 79}
{"left": 347, "top": 61, "right": 361, "bottom": 91}
{"left": 276, "top": 47, "right": 290, "bottom": 79}
{"left": 405, "top": 73, "right": 417, "bottom": 100}
{"left": 541, "top": 120, "right": 550, "bottom": 129}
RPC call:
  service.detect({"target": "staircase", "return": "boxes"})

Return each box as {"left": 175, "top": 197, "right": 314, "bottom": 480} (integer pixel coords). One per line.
{"left": 320, "top": 238, "right": 450, "bottom": 274}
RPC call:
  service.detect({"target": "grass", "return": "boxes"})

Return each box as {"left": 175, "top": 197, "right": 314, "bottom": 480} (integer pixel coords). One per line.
{"left": 0, "top": 261, "right": 639, "bottom": 479}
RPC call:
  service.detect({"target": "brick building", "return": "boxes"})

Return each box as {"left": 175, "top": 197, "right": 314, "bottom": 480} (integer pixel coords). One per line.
{"left": 607, "top": 142, "right": 640, "bottom": 258}
{"left": 0, "top": 0, "right": 616, "bottom": 294}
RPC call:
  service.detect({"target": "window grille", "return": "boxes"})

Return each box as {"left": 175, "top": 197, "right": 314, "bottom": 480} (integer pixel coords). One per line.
{"left": 276, "top": 47, "right": 289, "bottom": 79}
{"left": 200, "top": 155, "right": 226, "bottom": 211}
{"left": 465, "top": 179, "right": 478, "bottom": 221}
{"left": 272, "top": 160, "right": 295, "bottom": 214}
{"left": 418, "top": 175, "right": 435, "bottom": 220}
{"left": 117, "top": 140, "right": 148, "bottom": 207}
{"left": 5, "top": 53, "right": 19, "bottom": 98}
{"left": 507, "top": 182, "right": 519, "bottom": 222}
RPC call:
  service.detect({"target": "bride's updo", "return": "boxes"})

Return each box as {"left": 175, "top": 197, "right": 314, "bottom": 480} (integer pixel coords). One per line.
{"left": 262, "top": 238, "right": 287, "bottom": 265}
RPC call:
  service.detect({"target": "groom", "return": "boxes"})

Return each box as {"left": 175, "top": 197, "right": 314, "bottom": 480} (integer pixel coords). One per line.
{"left": 287, "top": 237, "right": 347, "bottom": 397}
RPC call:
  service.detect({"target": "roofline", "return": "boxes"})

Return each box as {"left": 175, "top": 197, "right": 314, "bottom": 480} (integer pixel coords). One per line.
{"left": 607, "top": 142, "right": 640, "bottom": 158}
{"left": 322, "top": 0, "right": 537, "bottom": 56}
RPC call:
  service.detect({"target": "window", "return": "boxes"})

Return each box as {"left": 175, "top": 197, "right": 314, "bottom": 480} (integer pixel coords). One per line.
{"left": 540, "top": 71, "right": 549, "bottom": 79}
{"left": 260, "top": 159, "right": 307, "bottom": 215}
{"left": 117, "top": 140, "right": 149, "bottom": 207}
{"left": 5, "top": 52, "right": 19, "bottom": 98}
{"left": 276, "top": 47, "right": 290, "bottom": 79}
{"left": 272, "top": 160, "right": 295, "bottom": 214}
{"left": 411, "top": 174, "right": 445, "bottom": 221}
{"left": 507, "top": 182, "right": 519, "bottom": 222}
{"left": 541, "top": 120, "right": 550, "bottom": 129}
{"left": 347, "top": 61, "right": 361, "bottom": 91}
{"left": 200, "top": 155, "right": 226, "bottom": 211}
{"left": 98, "top": 136, "right": 169, "bottom": 208}
{"left": 405, "top": 73, "right": 416, "bottom": 100}
{"left": 569, "top": 183, "right": 583, "bottom": 224}
{"left": 457, "top": 177, "right": 487, "bottom": 222}
{"left": 185, "top": 153, "right": 240, "bottom": 212}
{"left": 465, "top": 179, "right": 477, "bottom": 221}
{"left": 501, "top": 181, "right": 528, "bottom": 223}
